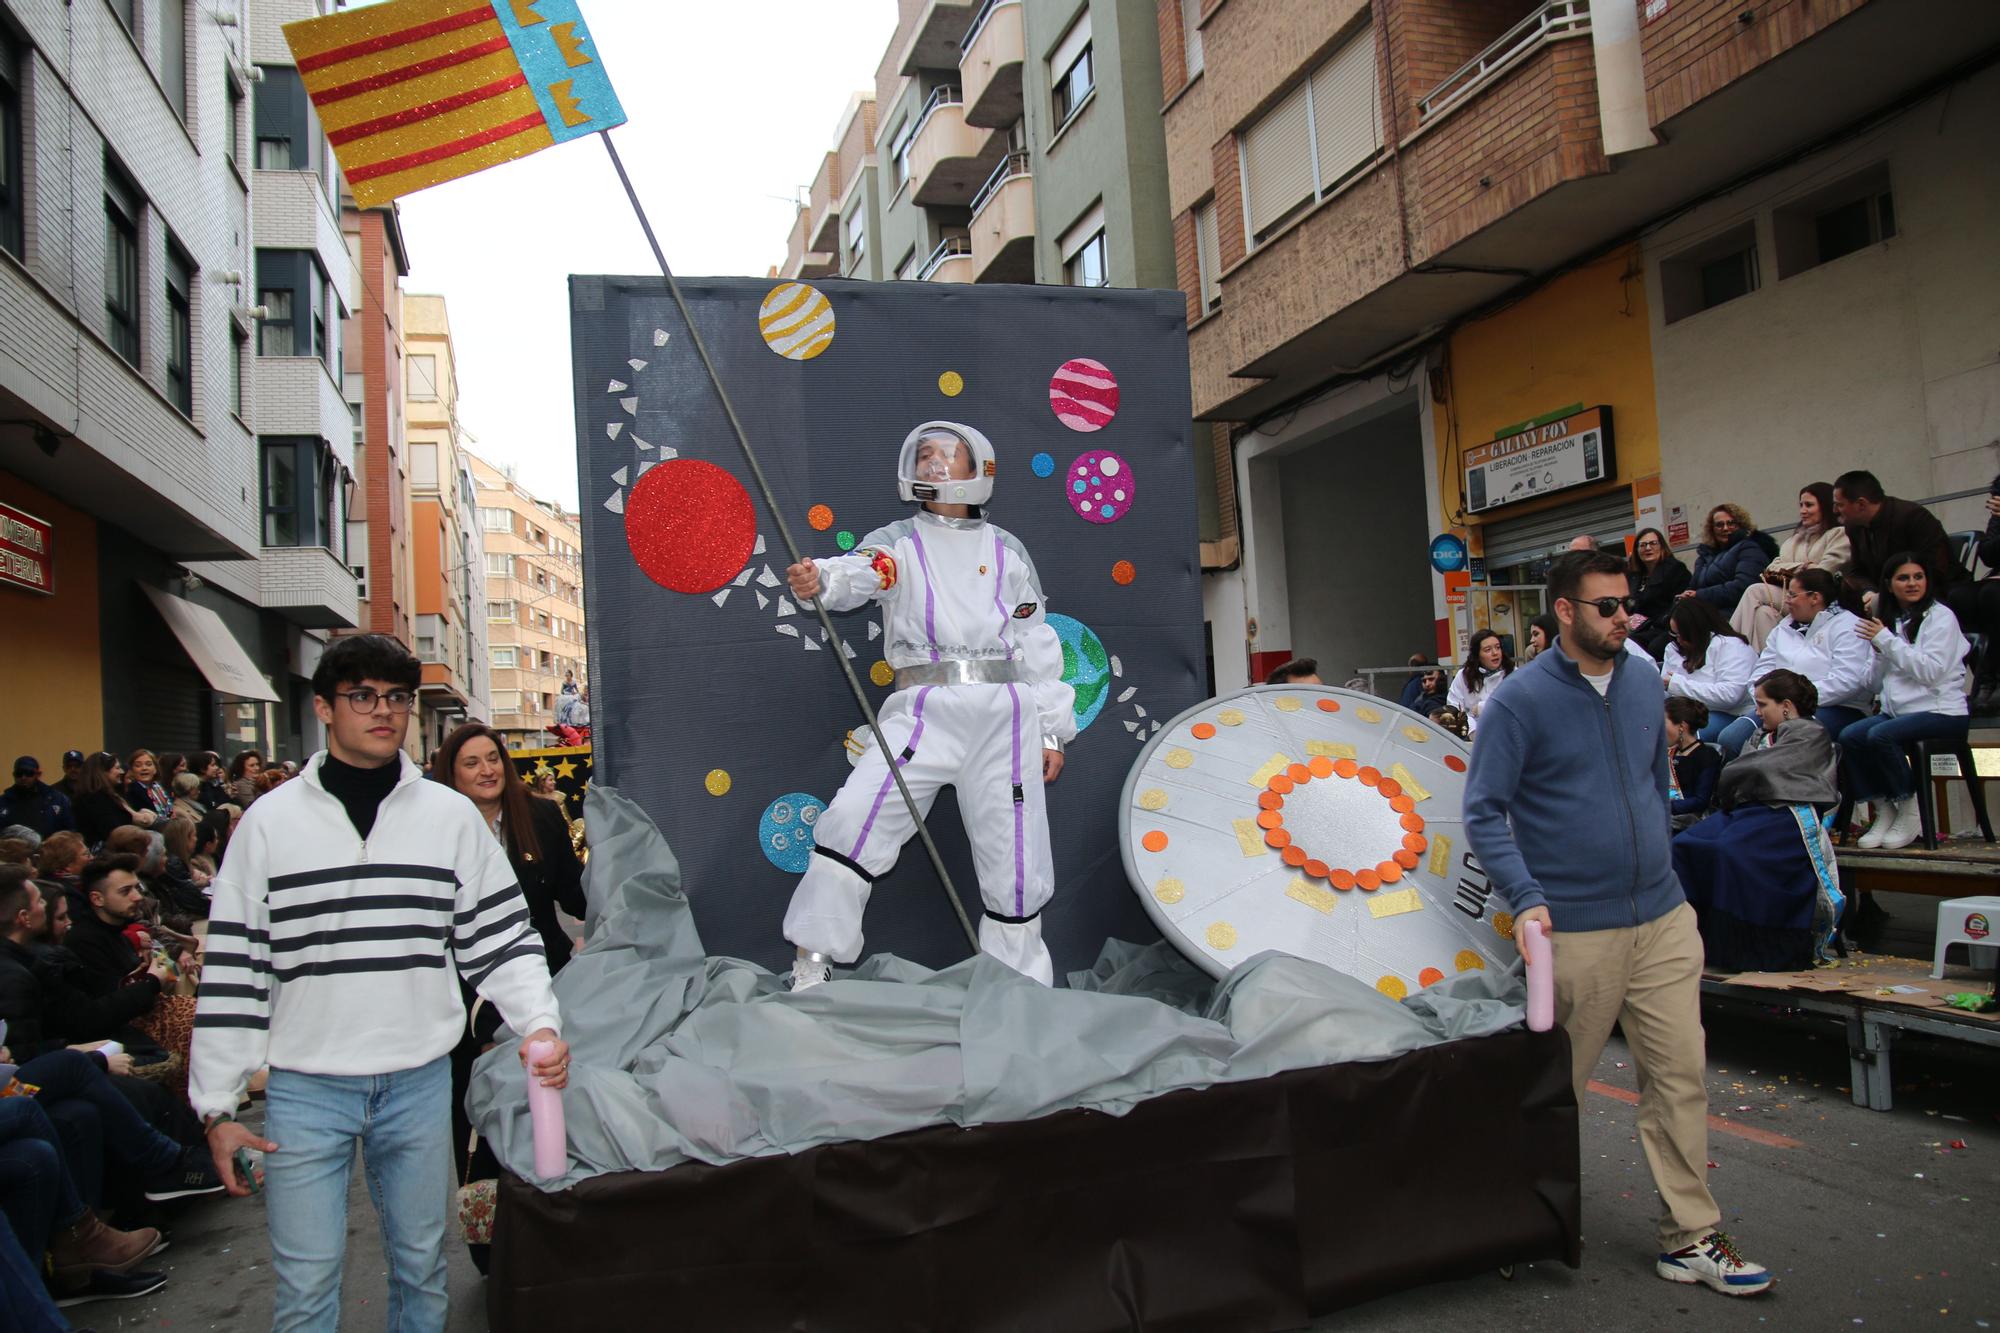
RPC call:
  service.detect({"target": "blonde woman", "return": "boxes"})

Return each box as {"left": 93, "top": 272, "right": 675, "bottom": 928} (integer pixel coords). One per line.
{"left": 1678, "top": 502, "right": 1776, "bottom": 617}
{"left": 1730, "top": 483, "right": 1851, "bottom": 649}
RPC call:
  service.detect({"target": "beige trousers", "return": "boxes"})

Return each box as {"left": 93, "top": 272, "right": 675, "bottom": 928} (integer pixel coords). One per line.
{"left": 1553, "top": 901, "right": 1721, "bottom": 1250}
{"left": 1730, "top": 582, "right": 1788, "bottom": 650}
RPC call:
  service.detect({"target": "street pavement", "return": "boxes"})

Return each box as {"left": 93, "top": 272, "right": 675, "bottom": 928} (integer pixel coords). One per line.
{"left": 90, "top": 915, "right": 2000, "bottom": 1331}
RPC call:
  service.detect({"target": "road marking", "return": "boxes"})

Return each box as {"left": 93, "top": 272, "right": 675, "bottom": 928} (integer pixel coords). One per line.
{"left": 1587, "top": 1080, "right": 1803, "bottom": 1149}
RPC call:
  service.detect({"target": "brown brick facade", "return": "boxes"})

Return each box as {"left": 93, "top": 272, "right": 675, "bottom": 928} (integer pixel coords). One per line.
{"left": 1158, "top": 0, "right": 1189, "bottom": 104}
{"left": 1211, "top": 133, "right": 1245, "bottom": 271}
{"left": 1173, "top": 207, "right": 1201, "bottom": 325}
{"left": 1642, "top": 0, "right": 1870, "bottom": 126}
{"left": 1385, "top": 0, "right": 1535, "bottom": 119}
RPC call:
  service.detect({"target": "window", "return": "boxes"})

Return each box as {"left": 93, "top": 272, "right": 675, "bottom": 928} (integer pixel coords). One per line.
{"left": 253, "top": 66, "right": 324, "bottom": 176}
{"left": 1181, "top": 0, "right": 1203, "bottom": 78}
{"left": 481, "top": 508, "right": 512, "bottom": 532}
{"left": 1772, "top": 164, "right": 1896, "bottom": 279}
{"left": 1659, "top": 223, "right": 1760, "bottom": 324}
{"left": 487, "top": 599, "right": 515, "bottom": 622}
{"left": 226, "top": 75, "right": 244, "bottom": 168}
{"left": 1059, "top": 202, "right": 1107, "bottom": 288}
{"left": 230, "top": 325, "right": 247, "bottom": 417}
{"left": 895, "top": 247, "right": 918, "bottom": 281}
{"left": 889, "top": 118, "right": 914, "bottom": 192}
{"left": 256, "top": 249, "right": 332, "bottom": 364}
{"left": 844, "top": 203, "right": 866, "bottom": 267}
{"left": 1193, "top": 200, "right": 1220, "bottom": 313}
{"left": 485, "top": 552, "right": 512, "bottom": 576}
{"left": 165, "top": 242, "right": 193, "bottom": 416}
{"left": 1051, "top": 14, "right": 1093, "bottom": 127}
{"left": 410, "top": 441, "right": 438, "bottom": 488}
{"left": 491, "top": 647, "right": 516, "bottom": 669}
{"left": 491, "top": 690, "right": 520, "bottom": 712}
{"left": 1, "top": 29, "right": 21, "bottom": 260}
{"left": 103, "top": 157, "right": 141, "bottom": 366}
{"left": 160, "top": 0, "right": 187, "bottom": 123}
{"left": 1239, "top": 24, "right": 1382, "bottom": 244}
{"left": 261, "top": 438, "right": 338, "bottom": 547}
{"left": 408, "top": 353, "right": 438, "bottom": 400}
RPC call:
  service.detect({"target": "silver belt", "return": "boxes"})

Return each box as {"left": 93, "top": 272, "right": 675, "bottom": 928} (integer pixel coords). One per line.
{"left": 893, "top": 659, "right": 1024, "bottom": 690}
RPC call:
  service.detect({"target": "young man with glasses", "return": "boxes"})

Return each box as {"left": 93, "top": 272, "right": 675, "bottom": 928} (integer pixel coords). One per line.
{"left": 1463, "top": 551, "right": 1770, "bottom": 1299}
{"left": 189, "top": 634, "right": 570, "bottom": 1330}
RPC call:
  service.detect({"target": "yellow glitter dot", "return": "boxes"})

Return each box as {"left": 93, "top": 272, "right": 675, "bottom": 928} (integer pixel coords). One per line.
{"left": 1206, "top": 921, "right": 1238, "bottom": 950}
{"left": 703, "top": 769, "right": 731, "bottom": 797}
{"left": 1138, "top": 788, "right": 1169, "bottom": 811}
{"left": 1218, "top": 708, "right": 1245, "bottom": 727}
{"left": 1163, "top": 747, "right": 1195, "bottom": 770}
{"left": 869, "top": 660, "right": 895, "bottom": 687}
{"left": 1402, "top": 726, "right": 1429, "bottom": 743}
{"left": 938, "top": 370, "right": 964, "bottom": 397}
{"left": 1376, "top": 975, "right": 1408, "bottom": 1000}
{"left": 1272, "top": 696, "right": 1302, "bottom": 712}
{"left": 1355, "top": 707, "right": 1382, "bottom": 724}
{"left": 1455, "top": 949, "right": 1485, "bottom": 972}
{"left": 1153, "top": 877, "right": 1185, "bottom": 904}
{"left": 1492, "top": 911, "right": 1516, "bottom": 940}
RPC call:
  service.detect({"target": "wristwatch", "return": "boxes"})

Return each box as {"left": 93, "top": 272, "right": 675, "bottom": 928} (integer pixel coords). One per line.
{"left": 203, "top": 1111, "right": 235, "bottom": 1133}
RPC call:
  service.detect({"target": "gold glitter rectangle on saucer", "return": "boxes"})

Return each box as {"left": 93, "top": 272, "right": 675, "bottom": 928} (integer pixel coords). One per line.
{"left": 1247, "top": 754, "right": 1293, "bottom": 787}
{"left": 1233, "top": 818, "right": 1270, "bottom": 857}
{"left": 1368, "top": 888, "right": 1424, "bottom": 919}
{"left": 1306, "top": 739, "right": 1357, "bottom": 760}
{"left": 1390, "top": 763, "right": 1431, "bottom": 802}
{"left": 1286, "top": 878, "right": 1338, "bottom": 914}
{"left": 1427, "top": 834, "right": 1453, "bottom": 878}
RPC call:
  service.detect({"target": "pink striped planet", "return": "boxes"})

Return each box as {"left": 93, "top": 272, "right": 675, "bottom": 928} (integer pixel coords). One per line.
{"left": 1049, "top": 357, "right": 1119, "bottom": 433}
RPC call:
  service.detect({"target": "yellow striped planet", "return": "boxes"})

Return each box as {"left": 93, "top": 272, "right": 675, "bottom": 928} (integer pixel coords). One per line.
{"left": 759, "top": 283, "right": 836, "bottom": 361}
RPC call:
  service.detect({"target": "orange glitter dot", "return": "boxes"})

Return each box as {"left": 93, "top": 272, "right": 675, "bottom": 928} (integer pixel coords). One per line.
{"left": 1264, "top": 828, "right": 1291, "bottom": 849}
{"left": 1403, "top": 833, "right": 1428, "bottom": 854}
{"left": 1257, "top": 791, "right": 1285, "bottom": 811}
{"left": 1329, "top": 869, "right": 1357, "bottom": 891}
{"left": 1389, "top": 795, "right": 1416, "bottom": 814}
{"left": 1303, "top": 859, "right": 1329, "bottom": 879}
{"left": 1142, "top": 830, "right": 1169, "bottom": 853}
{"left": 1191, "top": 722, "right": 1217, "bottom": 740}
{"left": 1418, "top": 967, "right": 1445, "bottom": 988}
{"left": 1255, "top": 809, "right": 1284, "bottom": 830}
{"left": 1281, "top": 845, "right": 1308, "bottom": 867}
{"left": 807, "top": 504, "right": 834, "bottom": 531}
{"left": 1377, "top": 778, "right": 1403, "bottom": 799}
{"left": 1334, "top": 759, "right": 1360, "bottom": 779}
{"left": 1111, "top": 560, "right": 1136, "bottom": 585}
{"left": 1307, "top": 755, "right": 1334, "bottom": 779}
{"left": 1377, "top": 861, "right": 1403, "bottom": 883}
{"left": 1356, "top": 870, "right": 1382, "bottom": 891}
{"left": 1316, "top": 698, "right": 1340, "bottom": 712}
{"left": 1287, "top": 763, "right": 1311, "bottom": 784}
{"left": 1267, "top": 775, "right": 1295, "bottom": 795}
{"left": 1444, "top": 754, "right": 1467, "bottom": 773}
{"left": 1400, "top": 813, "right": 1426, "bottom": 833}
{"left": 1393, "top": 849, "right": 1420, "bottom": 870}
{"left": 1357, "top": 766, "right": 1381, "bottom": 787}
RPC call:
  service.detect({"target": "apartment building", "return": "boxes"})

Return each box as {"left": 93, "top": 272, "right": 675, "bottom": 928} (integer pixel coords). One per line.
{"left": 1158, "top": 0, "right": 2000, "bottom": 688}
{"left": 780, "top": 0, "right": 1174, "bottom": 291}
{"left": 402, "top": 292, "right": 489, "bottom": 754}
{"left": 470, "top": 451, "right": 586, "bottom": 752}
{"left": 0, "top": 0, "right": 363, "bottom": 762}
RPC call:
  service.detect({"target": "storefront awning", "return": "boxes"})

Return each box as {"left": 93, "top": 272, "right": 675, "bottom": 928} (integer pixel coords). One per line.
{"left": 142, "top": 585, "right": 281, "bottom": 703}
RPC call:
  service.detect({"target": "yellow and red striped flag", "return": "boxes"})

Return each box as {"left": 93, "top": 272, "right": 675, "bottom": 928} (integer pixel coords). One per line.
{"left": 283, "top": 0, "right": 624, "bottom": 208}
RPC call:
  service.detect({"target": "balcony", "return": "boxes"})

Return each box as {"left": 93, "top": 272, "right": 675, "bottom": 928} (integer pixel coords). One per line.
{"left": 897, "top": 0, "right": 979, "bottom": 75}
{"left": 969, "top": 153, "right": 1034, "bottom": 283}
{"left": 1418, "top": 0, "right": 1589, "bottom": 121}
{"left": 959, "top": 0, "right": 1024, "bottom": 129}
{"left": 918, "top": 235, "right": 973, "bottom": 283}
{"left": 781, "top": 206, "right": 836, "bottom": 280}
{"left": 808, "top": 151, "right": 841, "bottom": 253}
{"left": 259, "top": 545, "right": 360, "bottom": 628}
{"left": 252, "top": 357, "right": 357, "bottom": 468}
{"left": 906, "top": 86, "right": 1006, "bottom": 207}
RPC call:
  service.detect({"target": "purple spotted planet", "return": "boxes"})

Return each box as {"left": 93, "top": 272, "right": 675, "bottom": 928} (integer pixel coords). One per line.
{"left": 1048, "top": 358, "right": 1119, "bottom": 433}
{"left": 1067, "top": 450, "right": 1135, "bottom": 524}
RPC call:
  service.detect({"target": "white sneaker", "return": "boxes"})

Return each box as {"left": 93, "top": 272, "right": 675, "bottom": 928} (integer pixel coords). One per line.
{"left": 1878, "top": 796, "right": 1924, "bottom": 850}
{"left": 1857, "top": 799, "right": 1895, "bottom": 849}
{"left": 1657, "top": 1230, "right": 1771, "bottom": 1296}
{"left": 788, "top": 954, "right": 832, "bottom": 991}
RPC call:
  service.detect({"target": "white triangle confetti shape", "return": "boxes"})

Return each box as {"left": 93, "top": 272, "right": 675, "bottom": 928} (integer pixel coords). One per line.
{"left": 775, "top": 623, "right": 799, "bottom": 638}
{"left": 775, "top": 597, "right": 797, "bottom": 618}
{"left": 1150, "top": 720, "right": 1162, "bottom": 734}
{"left": 658, "top": 445, "right": 679, "bottom": 460}
{"left": 607, "top": 379, "right": 627, "bottom": 393}
{"left": 711, "top": 588, "right": 731, "bottom": 607}
{"left": 842, "top": 641, "right": 856, "bottom": 659}
{"left": 819, "top": 627, "right": 828, "bottom": 640}
{"left": 606, "top": 422, "right": 624, "bottom": 440}
{"left": 1134, "top": 705, "right": 1147, "bottom": 718}
{"left": 637, "top": 460, "right": 658, "bottom": 476}
{"left": 628, "top": 358, "right": 648, "bottom": 372}
{"left": 802, "top": 636, "right": 821, "bottom": 651}
{"left": 756, "top": 565, "right": 780, "bottom": 588}
{"left": 732, "top": 567, "right": 753, "bottom": 587}
{"left": 653, "top": 329, "right": 670, "bottom": 346}
{"left": 1116, "top": 686, "right": 1136, "bottom": 703}
{"left": 633, "top": 437, "right": 654, "bottom": 452}
{"left": 868, "top": 621, "right": 881, "bottom": 640}
{"left": 1124, "top": 720, "right": 1140, "bottom": 733}
{"left": 603, "top": 490, "right": 624, "bottom": 513}
{"left": 753, "top": 534, "right": 767, "bottom": 555}
{"left": 611, "top": 466, "right": 629, "bottom": 486}
{"left": 619, "top": 396, "right": 639, "bottom": 416}
{"left": 756, "top": 590, "right": 770, "bottom": 610}
{"left": 1111, "top": 655, "right": 1123, "bottom": 677}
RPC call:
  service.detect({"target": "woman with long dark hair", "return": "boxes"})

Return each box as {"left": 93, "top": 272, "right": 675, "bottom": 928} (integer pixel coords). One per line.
{"left": 226, "top": 751, "right": 265, "bottom": 810}
{"left": 1845, "top": 552, "right": 1971, "bottom": 849}
{"left": 1445, "top": 628, "right": 1513, "bottom": 736}
{"left": 1730, "top": 483, "right": 1850, "bottom": 650}
{"left": 1526, "top": 613, "right": 1560, "bottom": 659}
{"left": 1661, "top": 599, "right": 1756, "bottom": 745}
{"left": 1627, "top": 527, "right": 1689, "bottom": 660}
{"left": 73, "top": 752, "right": 153, "bottom": 847}
{"left": 190, "top": 751, "right": 228, "bottom": 812}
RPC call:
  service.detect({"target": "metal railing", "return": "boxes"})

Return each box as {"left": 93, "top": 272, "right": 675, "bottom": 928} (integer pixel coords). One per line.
{"left": 970, "top": 151, "right": 1030, "bottom": 217}
{"left": 959, "top": 0, "right": 1016, "bottom": 52}
{"left": 1418, "top": 0, "right": 1591, "bottom": 121}
{"left": 917, "top": 235, "right": 973, "bottom": 280}
{"left": 910, "top": 85, "right": 964, "bottom": 141}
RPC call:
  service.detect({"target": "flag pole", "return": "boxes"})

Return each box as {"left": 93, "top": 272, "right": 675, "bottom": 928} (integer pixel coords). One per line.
{"left": 598, "top": 130, "right": 979, "bottom": 954}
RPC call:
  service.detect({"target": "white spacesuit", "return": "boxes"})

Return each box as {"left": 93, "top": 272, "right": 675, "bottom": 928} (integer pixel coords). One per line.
{"left": 783, "top": 420, "right": 1077, "bottom": 989}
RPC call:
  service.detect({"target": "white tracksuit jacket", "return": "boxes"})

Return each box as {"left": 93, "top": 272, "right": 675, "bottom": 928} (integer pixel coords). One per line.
{"left": 782, "top": 509, "right": 1078, "bottom": 982}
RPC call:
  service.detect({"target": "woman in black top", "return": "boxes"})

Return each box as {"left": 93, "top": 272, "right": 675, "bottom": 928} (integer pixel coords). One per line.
{"left": 1628, "top": 527, "right": 1691, "bottom": 660}
{"left": 1666, "top": 697, "right": 1721, "bottom": 828}
{"left": 72, "top": 752, "right": 153, "bottom": 848}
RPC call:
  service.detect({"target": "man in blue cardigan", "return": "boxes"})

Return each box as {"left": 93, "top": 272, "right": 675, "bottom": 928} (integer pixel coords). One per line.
{"left": 1465, "top": 550, "right": 1769, "bottom": 1298}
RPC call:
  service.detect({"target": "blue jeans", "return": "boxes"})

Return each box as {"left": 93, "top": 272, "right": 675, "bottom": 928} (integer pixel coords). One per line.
{"left": 263, "top": 1055, "right": 453, "bottom": 1333}
{"left": 1, "top": 1215, "right": 69, "bottom": 1333}
{"left": 0, "top": 1094, "right": 86, "bottom": 1261}
{"left": 19, "top": 1049, "right": 183, "bottom": 1207}
{"left": 1697, "top": 711, "right": 1741, "bottom": 744}
{"left": 1716, "top": 703, "right": 1867, "bottom": 758}
{"left": 1841, "top": 711, "right": 1971, "bottom": 800}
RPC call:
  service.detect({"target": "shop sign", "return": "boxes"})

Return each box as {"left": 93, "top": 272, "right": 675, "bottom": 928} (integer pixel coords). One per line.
{"left": 1667, "top": 504, "right": 1690, "bottom": 547}
{"left": 0, "top": 502, "right": 52, "bottom": 595}
{"left": 1429, "top": 533, "right": 1468, "bottom": 573}
{"left": 1464, "top": 406, "right": 1615, "bottom": 515}
{"left": 1443, "top": 570, "right": 1470, "bottom": 606}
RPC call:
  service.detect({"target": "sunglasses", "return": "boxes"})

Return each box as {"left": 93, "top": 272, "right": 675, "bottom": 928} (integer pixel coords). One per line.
{"left": 1564, "top": 595, "right": 1637, "bottom": 617}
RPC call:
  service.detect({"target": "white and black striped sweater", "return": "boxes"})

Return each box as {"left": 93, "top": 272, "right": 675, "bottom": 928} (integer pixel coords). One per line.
{"left": 188, "top": 752, "right": 562, "bottom": 1121}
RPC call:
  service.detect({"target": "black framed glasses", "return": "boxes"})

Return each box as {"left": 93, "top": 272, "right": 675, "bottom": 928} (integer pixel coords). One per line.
{"left": 1564, "top": 595, "right": 1637, "bottom": 617}
{"left": 337, "top": 687, "right": 418, "bottom": 714}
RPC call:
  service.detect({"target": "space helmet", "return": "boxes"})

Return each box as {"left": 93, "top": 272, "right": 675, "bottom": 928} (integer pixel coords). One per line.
{"left": 896, "top": 420, "right": 996, "bottom": 507}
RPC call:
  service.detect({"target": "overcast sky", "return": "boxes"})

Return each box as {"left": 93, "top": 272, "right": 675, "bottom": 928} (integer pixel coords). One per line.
{"left": 396, "top": 2, "right": 899, "bottom": 510}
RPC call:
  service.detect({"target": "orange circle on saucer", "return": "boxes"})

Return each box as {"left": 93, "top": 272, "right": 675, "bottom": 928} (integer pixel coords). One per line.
{"left": 1444, "top": 755, "right": 1467, "bottom": 773}
{"left": 1400, "top": 813, "right": 1425, "bottom": 832}
{"left": 1191, "top": 723, "right": 1217, "bottom": 740}
{"left": 1389, "top": 795, "right": 1416, "bottom": 814}
{"left": 1394, "top": 849, "right": 1421, "bottom": 870}
{"left": 1403, "top": 833, "right": 1428, "bottom": 854}
{"left": 1419, "top": 967, "right": 1445, "bottom": 988}
{"left": 1356, "top": 870, "right": 1381, "bottom": 891}
{"left": 1281, "top": 845, "right": 1308, "bottom": 866}
{"left": 1377, "top": 779, "right": 1402, "bottom": 799}
{"left": 1142, "top": 830, "right": 1169, "bottom": 853}
{"left": 1307, "top": 755, "right": 1334, "bottom": 779}
{"left": 1287, "top": 763, "right": 1311, "bottom": 784}
{"left": 1267, "top": 775, "right": 1295, "bottom": 795}
{"left": 1264, "top": 828, "right": 1291, "bottom": 849}
{"left": 1334, "top": 759, "right": 1360, "bottom": 779}
{"left": 1303, "top": 859, "right": 1329, "bottom": 879}
{"left": 1357, "top": 767, "right": 1381, "bottom": 787}
{"left": 1329, "top": 869, "right": 1356, "bottom": 891}
{"left": 1257, "top": 791, "right": 1285, "bottom": 811}
{"left": 1377, "top": 861, "right": 1403, "bottom": 883}
{"left": 1316, "top": 698, "right": 1340, "bottom": 712}
{"left": 1256, "top": 810, "right": 1284, "bottom": 830}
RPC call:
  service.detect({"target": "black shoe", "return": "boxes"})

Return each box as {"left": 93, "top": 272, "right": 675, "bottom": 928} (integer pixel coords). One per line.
{"left": 141, "top": 1147, "right": 224, "bottom": 1202}
{"left": 53, "top": 1266, "right": 168, "bottom": 1307}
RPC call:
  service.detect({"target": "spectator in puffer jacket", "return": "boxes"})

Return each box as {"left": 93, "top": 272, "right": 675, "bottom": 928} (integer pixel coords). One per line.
{"left": 1679, "top": 504, "right": 1777, "bottom": 617}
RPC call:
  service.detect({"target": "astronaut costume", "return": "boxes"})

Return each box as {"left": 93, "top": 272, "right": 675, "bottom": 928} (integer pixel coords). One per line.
{"left": 783, "top": 420, "right": 1077, "bottom": 988}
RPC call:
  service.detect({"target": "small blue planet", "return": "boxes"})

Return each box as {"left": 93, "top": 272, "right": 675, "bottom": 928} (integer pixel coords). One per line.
{"left": 758, "top": 791, "right": 827, "bottom": 873}
{"left": 1031, "top": 452, "right": 1055, "bottom": 478}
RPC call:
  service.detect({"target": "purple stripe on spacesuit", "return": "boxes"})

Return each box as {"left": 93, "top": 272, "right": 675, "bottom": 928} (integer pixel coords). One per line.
{"left": 849, "top": 686, "right": 932, "bottom": 860}
{"left": 909, "top": 529, "right": 941, "bottom": 662}
{"left": 991, "top": 534, "right": 1010, "bottom": 646}
{"left": 1006, "top": 682, "right": 1025, "bottom": 917}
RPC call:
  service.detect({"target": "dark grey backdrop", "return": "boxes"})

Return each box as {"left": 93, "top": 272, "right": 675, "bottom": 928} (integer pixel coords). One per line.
{"left": 570, "top": 275, "right": 1204, "bottom": 976}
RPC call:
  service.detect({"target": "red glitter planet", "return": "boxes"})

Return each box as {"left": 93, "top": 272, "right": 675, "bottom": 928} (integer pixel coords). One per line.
{"left": 624, "top": 459, "right": 757, "bottom": 594}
